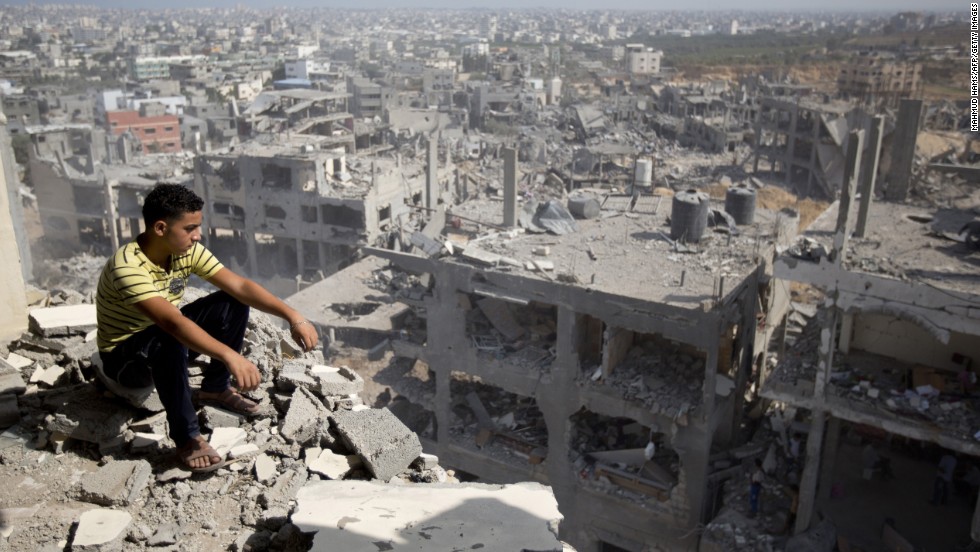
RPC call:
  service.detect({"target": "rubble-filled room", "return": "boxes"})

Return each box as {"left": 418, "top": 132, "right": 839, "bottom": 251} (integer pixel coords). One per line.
{"left": 449, "top": 372, "right": 549, "bottom": 469}
{"left": 462, "top": 292, "right": 558, "bottom": 372}
{"left": 569, "top": 408, "right": 680, "bottom": 504}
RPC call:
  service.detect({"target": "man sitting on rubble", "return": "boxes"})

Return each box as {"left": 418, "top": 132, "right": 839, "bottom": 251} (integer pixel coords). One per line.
{"left": 94, "top": 184, "right": 318, "bottom": 472}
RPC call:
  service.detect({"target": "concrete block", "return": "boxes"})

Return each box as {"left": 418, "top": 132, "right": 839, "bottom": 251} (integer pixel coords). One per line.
{"left": 209, "top": 427, "right": 247, "bottom": 457}
{"left": 29, "top": 304, "right": 97, "bottom": 337}
{"left": 78, "top": 460, "right": 152, "bottom": 507}
{"left": 413, "top": 453, "right": 440, "bottom": 471}
{"left": 292, "top": 481, "right": 564, "bottom": 552}
{"left": 71, "top": 508, "right": 132, "bottom": 551}
{"left": 307, "top": 449, "right": 359, "bottom": 480}
{"left": 280, "top": 387, "right": 328, "bottom": 445}
{"left": 0, "top": 371, "right": 26, "bottom": 395}
{"left": 276, "top": 371, "right": 319, "bottom": 394}
{"left": 0, "top": 395, "right": 19, "bottom": 430}
{"left": 331, "top": 408, "right": 422, "bottom": 481}
{"left": 312, "top": 365, "right": 364, "bottom": 397}
{"left": 254, "top": 454, "right": 278, "bottom": 484}
{"left": 200, "top": 406, "right": 243, "bottom": 429}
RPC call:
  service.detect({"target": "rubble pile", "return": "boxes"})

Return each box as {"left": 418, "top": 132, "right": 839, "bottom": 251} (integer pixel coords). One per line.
{"left": 590, "top": 345, "right": 705, "bottom": 420}
{"left": 768, "top": 306, "right": 980, "bottom": 442}
{"left": 464, "top": 298, "right": 557, "bottom": 370}
{"left": 0, "top": 288, "right": 457, "bottom": 551}
{"left": 449, "top": 378, "right": 548, "bottom": 466}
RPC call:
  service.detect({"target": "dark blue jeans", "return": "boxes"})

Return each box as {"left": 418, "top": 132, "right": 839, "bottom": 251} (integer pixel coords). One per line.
{"left": 99, "top": 291, "right": 249, "bottom": 446}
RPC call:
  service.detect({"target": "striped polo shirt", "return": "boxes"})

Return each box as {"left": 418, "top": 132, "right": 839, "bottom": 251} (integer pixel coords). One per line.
{"left": 96, "top": 241, "right": 224, "bottom": 352}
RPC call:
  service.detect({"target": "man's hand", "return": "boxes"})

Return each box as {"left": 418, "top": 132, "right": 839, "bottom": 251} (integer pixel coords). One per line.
{"left": 290, "top": 321, "right": 319, "bottom": 353}
{"left": 225, "top": 353, "right": 261, "bottom": 392}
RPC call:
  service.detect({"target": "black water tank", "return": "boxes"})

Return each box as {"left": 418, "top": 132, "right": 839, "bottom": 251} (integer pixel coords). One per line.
{"left": 670, "top": 189, "right": 710, "bottom": 243}
{"left": 725, "top": 185, "right": 756, "bottom": 225}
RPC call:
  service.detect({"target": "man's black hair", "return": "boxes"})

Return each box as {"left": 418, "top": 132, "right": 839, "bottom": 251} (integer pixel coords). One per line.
{"left": 143, "top": 184, "right": 204, "bottom": 227}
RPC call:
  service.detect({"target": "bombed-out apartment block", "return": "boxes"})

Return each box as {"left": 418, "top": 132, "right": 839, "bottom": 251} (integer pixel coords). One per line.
{"left": 240, "top": 88, "right": 355, "bottom": 151}
{"left": 193, "top": 136, "right": 450, "bottom": 294}
{"left": 751, "top": 96, "right": 887, "bottom": 199}
{"left": 27, "top": 124, "right": 190, "bottom": 257}
{"left": 762, "top": 194, "right": 980, "bottom": 545}
{"left": 307, "top": 165, "right": 803, "bottom": 550}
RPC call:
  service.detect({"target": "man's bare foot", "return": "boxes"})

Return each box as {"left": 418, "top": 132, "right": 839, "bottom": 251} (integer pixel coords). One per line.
{"left": 177, "top": 435, "right": 225, "bottom": 472}
{"left": 195, "top": 388, "right": 261, "bottom": 417}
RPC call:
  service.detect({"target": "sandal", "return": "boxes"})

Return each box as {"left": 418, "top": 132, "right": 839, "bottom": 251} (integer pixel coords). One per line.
{"left": 194, "top": 388, "right": 261, "bottom": 417}
{"left": 177, "top": 436, "right": 230, "bottom": 473}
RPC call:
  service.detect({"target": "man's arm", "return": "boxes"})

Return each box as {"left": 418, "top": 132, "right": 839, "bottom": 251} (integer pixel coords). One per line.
{"left": 134, "top": 296, "right": 262, "bottom": 391}
{"left": 207, "top": 268, "right": 319, "bottom": 352}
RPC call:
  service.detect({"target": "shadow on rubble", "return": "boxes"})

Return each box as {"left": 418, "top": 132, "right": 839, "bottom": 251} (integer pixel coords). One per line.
{"left": 237, "top": 494, "right": 563, "bottom": 552}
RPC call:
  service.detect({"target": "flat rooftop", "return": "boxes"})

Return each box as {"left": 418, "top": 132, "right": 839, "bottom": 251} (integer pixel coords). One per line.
{"left": 445, "top": 190, "right": 793, "bottom": 307}
{"left": 794, "top": 199, "right": 980, "bottom": 295}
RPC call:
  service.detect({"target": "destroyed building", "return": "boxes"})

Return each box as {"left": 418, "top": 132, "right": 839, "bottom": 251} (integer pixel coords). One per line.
{"left": 837, "top": 52, "right": 923, "bottom": 110}
{"left": 193, "top": 135, "right": 453, "bottom": 295}
{"left": 0, "top": 114, "right": 571, "bottom": 551}
{"left": 287, "top": 149, "right": 803, "bottom": 551}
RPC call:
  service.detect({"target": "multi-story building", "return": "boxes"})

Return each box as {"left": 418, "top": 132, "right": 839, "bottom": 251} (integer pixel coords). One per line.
{"left": 837, "top": 53, "right": 922, "bottom": 109}
{"left": 193, "top": 135, "right": 450, "bottom": 295}
{"left": 296, "top": 153, "right": 800, "bottom": 551}
{"left": 106, "top": 107, "right": 182, "bottom": 154}
{"left": 625, "top": 44, "right": 663, "bottom": 76}
{"left": 1, "top": 94, "right": 41, "bottom": 134}
{"left": 348, "top": 77, "right": 390, "bottom": 120}
{"left": 128, "top": 55, "right": 206, "bottom": 81}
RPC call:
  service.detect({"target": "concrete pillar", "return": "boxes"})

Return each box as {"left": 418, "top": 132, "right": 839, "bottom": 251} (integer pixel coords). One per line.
{"left": 855, "top": 116, "right": 884, "bottom": 238}
{"left": 0, "top": 114, "right": 28, "bottom": 341}
{"left": 102, "top": 175, "right": 120, "bottom": 252}
{"left": 502, "top": 147, "right": 518, "bottom": 228}
{"left": 426, "top": 136, "right": 438, "bottom": 209}
{"left": 795, "top": 410, "right": 826, "bottom": 534}
{"left": 795, "top": 309, "right": 839, "bottom": 534}
{"left": 832, "top": 130, "right": 864, "bottom": 264}
{"left": 884, "top": 99, "right": 922, "bottom": 201}
{"left": 818, "top": 416, "right": 841, "bottom": 500}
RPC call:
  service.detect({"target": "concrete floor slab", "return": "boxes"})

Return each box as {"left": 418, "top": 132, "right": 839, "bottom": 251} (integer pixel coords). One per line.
{"left": 291, "top": 480, "right": 564, "bottom": 551}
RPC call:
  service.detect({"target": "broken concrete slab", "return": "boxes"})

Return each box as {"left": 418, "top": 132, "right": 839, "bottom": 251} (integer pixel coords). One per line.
{"left": 280, "top": 387, "right": 329, "bottom": 446}
{"left": 29, "top": 365, "right": 66, "bottom": 387}
{"left": 230, "top": 443, "right": 261, "bottom": 459}
{"left": 291, "top": 481, "right": 564, "bottom": 551}
{"left": 476, "top": 297, "right": 526, "bottom": 341}
{"left": 42, "top": 385, "right": 136, "bottom": 448}
{"left": 71, "top": 508, "right": 132, "bottom": 551}
{"left": 254, "top": 454, "right": 278, "bottom": 484}
{"left": 331, "top": 408, "right": 422, "bottom": 481}
{"left": 77, "top": 460, "right": 152, "bottom": 507}
{"left": 29, "top": 304, "right": 97, "bottom": 338}
{"left": 307, "top": 449, "right": 358, "bottom": 480}
{"left": 311, "top": 365, "right": 364, "bottom": 397}
{"left": 200, "top": 406, "right": 243, "bottom": 429}
{"left": 147, "top": 523, "right": 180, "bottom": 547}
{"left": 209, "top": 427, "right": 247, "bottom": 457}
{"left": 4, "top": 352, "right": 34, "bottom": 370}
{"left": 0, "top": 370, "right": 27, "bottom": 395}
{"left": 129, "top": 432, "right": 164, "bottom": 449}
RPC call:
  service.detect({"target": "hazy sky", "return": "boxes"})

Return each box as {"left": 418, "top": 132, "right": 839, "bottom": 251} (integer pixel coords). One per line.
{"left": 0, "top": 0, "right": 964, "bottom": 10}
